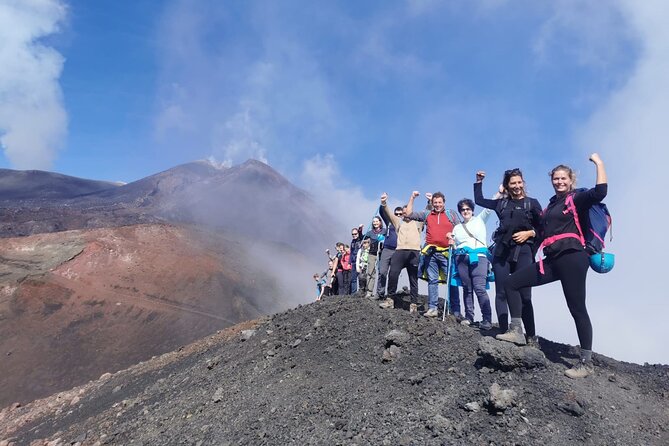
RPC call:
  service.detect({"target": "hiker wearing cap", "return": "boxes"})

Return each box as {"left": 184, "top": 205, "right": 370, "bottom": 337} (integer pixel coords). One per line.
{"left": 361, "top": 216, "right": 385, "bottom": 298}
{"left": 452, "top": 195, "right": 501, "bottom": 330}
{"left": 406, "top": 191, "right": 459, "bottom": 318}
{"left": 377, "top": 203, "right": 399, "bottom": 299}
{"left": 497, "top": 153, "right": 608, "bottom": 380}
{"left": 379, "top": 192, "right": 425, "bottom": 313}
{"left": 474, "top": 169, "right": 542, "bottom": 339}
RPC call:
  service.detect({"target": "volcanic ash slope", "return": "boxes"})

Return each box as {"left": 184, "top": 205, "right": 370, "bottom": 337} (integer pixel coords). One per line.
{"left": 2, "top": 297, "right": 668, "bottom": 445}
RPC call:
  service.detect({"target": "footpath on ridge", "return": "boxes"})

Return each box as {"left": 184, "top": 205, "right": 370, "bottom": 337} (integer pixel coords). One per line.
{"left": 1, "top": 296, "right": 668, "bottom": 445}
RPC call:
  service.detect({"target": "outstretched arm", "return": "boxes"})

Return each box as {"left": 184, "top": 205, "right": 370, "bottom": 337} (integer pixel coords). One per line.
{"left": 474, "top": 171, "right": 500, "bottom": 210}
{"left": 380, "top": 193, "right": 400, "bottom": 228}
{"left": 479, "top": 185, "right": 504, "bottom": 222}
{"left": 591, "top": 153, "right": 607, "bottom": 185}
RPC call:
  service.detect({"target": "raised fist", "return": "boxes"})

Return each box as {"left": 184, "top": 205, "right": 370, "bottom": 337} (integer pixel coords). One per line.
{"left": 589, "top": 153, "right": 602, "bottom": 164}
{"left": 412, "top": 191, "right": 420, "bottom": 198}
{"left": 424, "top": 192, "right": 432, "bottom": 200}
{"left": 476, "top": 171, "right": 486, "bottom": 182}
{"left": 381, "top": 192, "right": 388, "bottom": 203}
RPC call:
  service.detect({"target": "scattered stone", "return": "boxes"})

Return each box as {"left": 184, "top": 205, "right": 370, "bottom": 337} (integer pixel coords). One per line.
{"left": 313, "top": 319, "right": 323, "bottom": 328}
{"left": 290, "top": 339, "right": 302, "bottom": 348}
{"left": 385, "top": 329, "right": 410, "bottom": 347}
{"left": 409, "top": 373, "right": 426, "bottom": 385}
{"left": 487, "top": 383, "right": 517, "bottom": 411}
{"left": 206, "top": 357, "right": 221, "bottom": 370}
{"left": 382, "top": 345, "right": 401, "bottom": 362}
{"left": 211, "top": 387, "right": 224, "bottom": 403}
{"left": 557, "top": 400, "right": 586, "bottom": 417}
{"left": 240, "top": 330, "right": 257, "bottom": 341}
{"left": 477, "top": 337, "right": 547, "bottom": 371}
{"left": 99, "top": 373, "right": 112, "bottom": 381}
{"left": 464, "top": 401, "right": 481, "bottom": 412}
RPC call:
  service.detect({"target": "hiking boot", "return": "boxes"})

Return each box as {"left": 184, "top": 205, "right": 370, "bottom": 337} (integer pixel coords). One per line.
{"left": 379, "top": 298, "right": 394, "bottom": 309}
{"left": 526, "top": 335, "right": 540, "bottom": 348}
{"left": 424, "top": 308, "right": 439, "bottom": 318}
{"left": 409, "top": 303, "right": 418, "bottom": 314}
{"left": 495, "top": 324, "right": 527, "bottom": 346}
{"left": 480, "top": 320, "right": 493, "bottom": 331}
{"left": 565, "top": 360, "right": 594, "bottom": 379}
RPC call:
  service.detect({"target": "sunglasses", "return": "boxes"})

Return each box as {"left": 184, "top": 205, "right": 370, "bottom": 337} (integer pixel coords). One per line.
{"left": 460, "top": 208, "right": 472, "bottom": 212}
{"left": 505, "top": 168, "right": 522, "bottom": 176}
{"left": 394, "top": 212, "right": 403, "bottom": 216}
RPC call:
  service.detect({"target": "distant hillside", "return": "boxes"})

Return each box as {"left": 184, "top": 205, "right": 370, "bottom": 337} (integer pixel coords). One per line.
{"left": 2, "top": 297, "right": 667, "bottom": 445}
{"left": 0, "top": 169, "right": 119, "bottom": 201}
{"left": 0, "top": 159, "right": 338, "bottom": 260}
{"left": 0, "top": 223, "right": 315, "bottom": 408}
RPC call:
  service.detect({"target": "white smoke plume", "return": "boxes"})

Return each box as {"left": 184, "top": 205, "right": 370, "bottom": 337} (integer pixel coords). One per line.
{"left": 0, "top": 0, "right": 68, "bottom": 170}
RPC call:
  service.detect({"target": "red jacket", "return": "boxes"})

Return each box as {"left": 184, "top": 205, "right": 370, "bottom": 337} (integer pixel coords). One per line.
{"left": 425, "top": 211, "right": 453, "bottom": 248}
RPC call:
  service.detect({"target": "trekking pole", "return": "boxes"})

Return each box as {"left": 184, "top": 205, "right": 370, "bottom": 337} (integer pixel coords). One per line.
{"left": 442, "top": 246, "right": 453, "bottom": 321}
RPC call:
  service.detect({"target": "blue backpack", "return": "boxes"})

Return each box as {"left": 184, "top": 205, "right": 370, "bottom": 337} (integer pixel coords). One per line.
{"left": 538, "top": 188, "right": 613, "bottom": 274}
{"left": 569, "top": 189, "right": 614, "bottom": 273}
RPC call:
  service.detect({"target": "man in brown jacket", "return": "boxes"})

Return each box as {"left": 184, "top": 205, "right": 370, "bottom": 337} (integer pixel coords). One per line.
{"left": 380, "top": 191, "right": 425, "bottom": 313}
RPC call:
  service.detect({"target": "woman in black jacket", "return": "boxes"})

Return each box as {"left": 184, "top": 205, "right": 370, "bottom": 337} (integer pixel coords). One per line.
{"left": 497, "top": 153, "right": 608, "bottom": 379}
{"left": 474, "top": 169, "right": 542, "bottom": 338}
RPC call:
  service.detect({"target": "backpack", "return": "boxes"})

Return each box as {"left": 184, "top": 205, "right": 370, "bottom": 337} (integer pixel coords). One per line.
{"left": 538, "top": 189, "right": 613, "bottom": 274}
{"left": 490, "top": 197, "right": 532, "bottom": 247}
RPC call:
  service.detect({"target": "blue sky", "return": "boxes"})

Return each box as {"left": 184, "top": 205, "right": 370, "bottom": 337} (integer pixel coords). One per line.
{"left": 1, "top": 0, "right": 668, "bottom": 364}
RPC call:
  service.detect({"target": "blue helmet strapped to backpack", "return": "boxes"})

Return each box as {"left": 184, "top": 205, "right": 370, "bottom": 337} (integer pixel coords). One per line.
{"left": 590, "top": 251, "right": 615, "bottom": 274}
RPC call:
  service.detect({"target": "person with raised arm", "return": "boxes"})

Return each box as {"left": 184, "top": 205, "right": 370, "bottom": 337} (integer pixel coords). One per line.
{"left": 361, "top": 217, "right": 385, "bottom": 298}
{"left": 406, "top": 191, "right": 458, "bottom": 318}
{"left": 496, "top": 154, "right": 608, "bottom": 379}
{"left": 474, "top": 169, "right": 542, "bottom": 340}
{"left": 379, "top": 191, "right": 425, "bottom": 312}
{"left": 452, "top": 190, "right": 501, "bottom": 329}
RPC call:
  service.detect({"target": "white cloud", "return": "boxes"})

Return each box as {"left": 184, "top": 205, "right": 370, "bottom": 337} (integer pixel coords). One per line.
{"left": 154, "top": 1, "right": 341, "bottom": 168}
{"left": 532, "top": 0, "right": 633, "bottom": 70}
{"left": 0, "top": 0, "right": 68, "bottom": 170}
{"left": 300, "top": 154, "right": 380, "bottom": 234}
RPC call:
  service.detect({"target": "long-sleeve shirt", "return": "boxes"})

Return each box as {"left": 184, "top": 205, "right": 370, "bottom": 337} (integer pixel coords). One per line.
{"left": 474, "top": 182, "right": 542, "bottom": 257}
{"left": 381, "top": 203, "right": 424, "bottom": 251}
{"left": 378, "top": 205, "right": 398, "bottom": 250}
{"left": 452, "top": 207, "right": 493, "bottom": 251}
{"left": 540, "top": 184, "right": 608, "bottom": 258}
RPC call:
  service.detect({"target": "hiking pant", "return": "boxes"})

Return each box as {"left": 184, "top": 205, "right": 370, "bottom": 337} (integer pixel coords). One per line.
{"left": 457, "top": 255, "right": 492, "bottom": 324}
{"left": 505, "top": 249, "right": 592, "bottom": 350}
{"left": 386, "top": 250, "right": 419, "bottom": 304}
{"left": 336, "top": 270, "right": 351, "bottom": 295}
{"left": 493, "top": 244, "right": 535, "bottom": 334}
{"left": 365, "top": 254, "right": 378, "bottom": 295}
{"left": 426, "top": 251, "right": 460, "bottom": 313}
{"left": 350, "top": 267, "right": 359, "bottom": 294}
{"left": 357, "top": 267, "right": 367, "bottom": 293}
{"left": 376, "top": 247, "right": 395, "bottom": 296}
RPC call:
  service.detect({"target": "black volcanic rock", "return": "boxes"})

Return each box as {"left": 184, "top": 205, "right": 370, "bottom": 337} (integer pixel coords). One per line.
{"left": 2, "top": 297, "right": 667, "bottom": 445}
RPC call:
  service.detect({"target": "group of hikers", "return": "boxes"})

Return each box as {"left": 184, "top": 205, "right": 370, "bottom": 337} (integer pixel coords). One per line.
{"left": 314, "top": 154, "right": 608, "bottom": 379}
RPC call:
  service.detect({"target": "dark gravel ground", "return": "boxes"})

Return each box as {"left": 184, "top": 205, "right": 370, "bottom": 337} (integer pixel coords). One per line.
{"left": 2, "top": 295, "right": 668, "bottom": 445}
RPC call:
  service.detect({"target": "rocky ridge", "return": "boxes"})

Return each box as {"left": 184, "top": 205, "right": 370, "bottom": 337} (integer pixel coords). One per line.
{"left": 1, "top": 296, "right": 667, "bottom": 445}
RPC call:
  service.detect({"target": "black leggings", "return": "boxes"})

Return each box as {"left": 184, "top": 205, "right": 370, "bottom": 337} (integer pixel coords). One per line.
{"left": 386, "top": 250, "right": 419, "bottom": 304}
{"left": 505, "top": 249, "right": 592, "bottom": 350}
{"left": 493, "top": 244, "right": 535, "bottom": 334}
